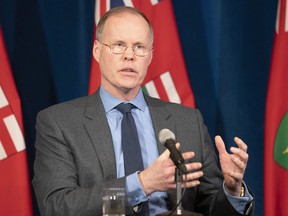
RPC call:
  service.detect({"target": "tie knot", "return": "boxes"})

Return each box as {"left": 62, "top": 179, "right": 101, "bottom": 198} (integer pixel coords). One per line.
{"left": 116, "top": 103, "right": 135, "bottom": 114}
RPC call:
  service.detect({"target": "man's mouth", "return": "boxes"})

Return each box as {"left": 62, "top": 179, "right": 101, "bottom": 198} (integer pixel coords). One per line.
{"left": 120, "top": 67, "right": 136, "bottom": 72}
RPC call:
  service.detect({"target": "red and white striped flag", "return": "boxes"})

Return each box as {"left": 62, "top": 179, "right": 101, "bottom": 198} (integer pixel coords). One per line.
{"left": 89, "top": 0, "right": 195, "bottom": 108}
{"left": 0, "top": 28, "right": 33, "bottom": 216}
{"left": 264, "top": 0, "right": 288, "bottom": 215}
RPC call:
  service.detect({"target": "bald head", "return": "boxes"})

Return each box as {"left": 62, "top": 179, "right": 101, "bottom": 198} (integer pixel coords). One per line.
{"left": 96, "top": 6, "right": 154, "bottom": 44}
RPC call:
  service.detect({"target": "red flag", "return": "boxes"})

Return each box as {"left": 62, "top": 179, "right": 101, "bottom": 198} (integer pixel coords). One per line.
{"left": 264, "top": 0, "right": 288, "bottom": 215}
{"left": 0, "top": 28, "right": 33, "bottom": 215}
{"left": 89, "top": 0, "right": 195, "bottom": 108}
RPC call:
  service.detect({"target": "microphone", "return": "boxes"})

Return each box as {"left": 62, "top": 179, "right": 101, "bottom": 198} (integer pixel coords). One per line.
{"left": 157, "top": 129, "right": 203, "bottom": 216}
{"left": 158, "top": 129, "right": 187, "bottom": 173}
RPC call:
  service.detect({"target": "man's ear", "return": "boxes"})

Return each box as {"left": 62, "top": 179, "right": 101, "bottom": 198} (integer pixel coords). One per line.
{"left": 148, "top": 49, "right": 153, "bottom": 66}
{"left": 92, "top": 40, "right": 100, "bottom": 62}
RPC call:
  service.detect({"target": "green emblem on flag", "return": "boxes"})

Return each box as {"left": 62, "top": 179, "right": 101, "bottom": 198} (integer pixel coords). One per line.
{"left": 274, "top": 112, "right": 288, "bottom": 170}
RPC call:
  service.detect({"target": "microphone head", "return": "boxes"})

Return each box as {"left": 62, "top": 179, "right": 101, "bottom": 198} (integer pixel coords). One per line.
{"left": 158, "top": 129, "right": 176, "bottom": 145}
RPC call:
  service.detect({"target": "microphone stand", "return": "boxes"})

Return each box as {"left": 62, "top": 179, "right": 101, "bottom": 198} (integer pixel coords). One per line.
{"left": 157, "top": 168, "right": 203, "bottom": 216}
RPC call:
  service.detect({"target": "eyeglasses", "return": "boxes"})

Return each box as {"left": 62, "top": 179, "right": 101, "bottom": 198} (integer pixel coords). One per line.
{"left": 98, "top": 40, "right": 152, "bottom": 57}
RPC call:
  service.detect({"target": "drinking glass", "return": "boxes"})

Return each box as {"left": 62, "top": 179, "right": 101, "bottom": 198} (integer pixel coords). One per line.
{"left": 102, "top": 187, "right": 126, "bottom": 216}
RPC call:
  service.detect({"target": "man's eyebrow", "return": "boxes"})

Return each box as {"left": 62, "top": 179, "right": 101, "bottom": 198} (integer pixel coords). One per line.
{"left": 133, "top": 42, "right": 145, "bottom": 45}
{"left": 112, "top": 40, "right": 145, "bottom": 45}
{"left": 112, "top": 40, "right": 125, "bottom": 44}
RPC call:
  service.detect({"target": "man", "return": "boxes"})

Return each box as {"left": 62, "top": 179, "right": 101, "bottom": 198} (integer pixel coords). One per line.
{"left": 32, "top": 6, "right": 254, "bottom": 216}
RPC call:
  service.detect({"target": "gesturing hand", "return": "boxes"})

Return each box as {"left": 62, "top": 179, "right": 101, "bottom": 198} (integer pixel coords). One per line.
{"left": 215, "top": 135, "right": 249, "bottom": 196}
{"left": 139, "top": 143, "right": 203, "bottom": 196}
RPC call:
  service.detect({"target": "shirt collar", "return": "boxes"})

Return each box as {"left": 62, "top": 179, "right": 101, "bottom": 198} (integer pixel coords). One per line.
{"left": 99, "top": 87, "right": 147, "bottom": 113}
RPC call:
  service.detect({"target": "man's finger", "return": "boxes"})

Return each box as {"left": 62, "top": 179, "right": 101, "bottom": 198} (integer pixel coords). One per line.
{"left": 215, "top": 135, "right": 228, "bottom": 155}
{"left": 230, "top": 147, "right": 249, "bottom": 162}
{"left": 234, "top": 137, "right": 248, "bottom": 152}
{"left": 182, "top": 151, "right": 195, "bottom": 160}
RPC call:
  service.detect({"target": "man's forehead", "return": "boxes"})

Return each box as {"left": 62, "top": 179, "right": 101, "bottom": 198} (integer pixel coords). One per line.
{"left": 102, "top": 13, "right": 150, "bottom": 35}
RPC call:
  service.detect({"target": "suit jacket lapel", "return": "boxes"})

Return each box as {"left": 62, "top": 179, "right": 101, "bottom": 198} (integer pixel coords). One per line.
{"left": 83, "top": 90, "right": 117, "bottom": 181}
{"left": 144, "top": 95, "right": 177, "bottom": 155}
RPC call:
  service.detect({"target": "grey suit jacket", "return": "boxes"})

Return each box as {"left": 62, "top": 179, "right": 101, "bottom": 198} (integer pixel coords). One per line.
{"left": 32, "top": 90, "right": 253, "bottom": 216}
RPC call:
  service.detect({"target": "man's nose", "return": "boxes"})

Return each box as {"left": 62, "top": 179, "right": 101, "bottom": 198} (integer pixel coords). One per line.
{"left": 123, "top": 47, "right": 135, "bottom": 60}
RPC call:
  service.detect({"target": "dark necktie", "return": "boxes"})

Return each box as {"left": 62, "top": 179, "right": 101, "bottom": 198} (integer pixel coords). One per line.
{"left": 116, "top": 103, "right": 149, "bottom": 216}
{"left": 116, "top": 103, "right": 144, "bottom": 175}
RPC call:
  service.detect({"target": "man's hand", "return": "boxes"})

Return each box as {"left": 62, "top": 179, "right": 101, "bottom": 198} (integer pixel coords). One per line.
{"left": 138, "top": 143, "right": 203, "bottom": 195}
{"left": 215, "top": 135, "right": 249, "bottom": 196}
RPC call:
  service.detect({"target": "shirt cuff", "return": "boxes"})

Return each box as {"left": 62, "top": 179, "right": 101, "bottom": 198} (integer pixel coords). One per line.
{"left": 223, "top": 182, "right": 254, "bottom": 214}
{"left": 126, "top": 171, "right": 148, "bottom": 206}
